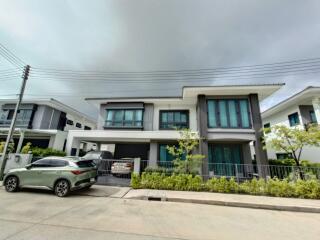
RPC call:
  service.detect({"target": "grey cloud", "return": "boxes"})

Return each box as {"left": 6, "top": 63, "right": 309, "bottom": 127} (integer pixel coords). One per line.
{"left": 0, "top": 0, "right": 320, "bottom": 117}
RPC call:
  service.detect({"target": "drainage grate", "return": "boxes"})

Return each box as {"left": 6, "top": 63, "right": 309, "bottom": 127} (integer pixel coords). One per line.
{"left": 147, "top": 196, "right": 162, "bottom": 201}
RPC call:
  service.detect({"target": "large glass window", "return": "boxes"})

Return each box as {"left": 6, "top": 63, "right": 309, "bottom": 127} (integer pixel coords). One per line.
{"left": 288, "top": 112, "right": 300, "bottom": 126}
{"left": 105, "top": 109, "right": 143, "bottom": 128}
{"left": 159, "top": 110, "right": 189, "bottom": 129}
{"left": 207, "top": 99, "right": 251, "bottom": 128}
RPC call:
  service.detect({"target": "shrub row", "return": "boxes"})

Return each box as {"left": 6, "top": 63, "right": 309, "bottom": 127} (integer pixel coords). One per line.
{"left": 131, "top": 173, "right": 320, "bottom": 199}
{"left": 30, "top": 147, "right": 66, "bottom": 157}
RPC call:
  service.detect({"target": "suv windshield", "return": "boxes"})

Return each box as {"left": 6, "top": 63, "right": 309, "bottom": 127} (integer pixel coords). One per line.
{"left": 76, "top": 160, "right": 95, "bottom": 168}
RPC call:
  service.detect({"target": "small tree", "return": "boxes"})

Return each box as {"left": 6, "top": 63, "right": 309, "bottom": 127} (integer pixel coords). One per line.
{"left": 264, "top": 124, "right": 320, "bottom": 179}
{"left": 0, "top": 141, "right": 15, "bottom": 154}
{"left": 166, "top": 129, "right": 205, "bottom": 174}
{"left": 21, "top": 142, "right": 32, "bottom": 154}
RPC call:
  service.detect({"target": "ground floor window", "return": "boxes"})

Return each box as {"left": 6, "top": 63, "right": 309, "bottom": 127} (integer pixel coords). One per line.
{"left": 158, "top": 143, "right": 186, "bottom": 167}
{"left": 276, "top": 153, "right": 293, "bottom": 160}
{"left": 208, "top": 144, "right": 243, "bottom": 176}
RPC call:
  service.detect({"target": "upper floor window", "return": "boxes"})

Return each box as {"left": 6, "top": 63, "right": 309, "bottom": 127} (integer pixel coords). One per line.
{"left": 105, "top": 109, "right": 143, "bottom": 128}
{"left": 76, "top": 123, "right": 82, "bottom": 128}
{"left": 66, "top": 119, "right": 74, "bottom": 125}
{"left": 207, "top": 99, "right": 251, "bottom": 128}
{"left": 263, "top": 123, "right": 271, "bottom": 134}
{"left": 288, "top": 112, "right": 300, "bottom": 126}
{"left": 159, "top": 110, "right": 189, "bottom": 130}
{"left": 310, "top": 110, "right": 317, "bottom": 123}
{"left": 0, "top": 109, "right": 33, "bottom": 127}
{"left": 84, "top": 126, "right": 91, "bottom": 130}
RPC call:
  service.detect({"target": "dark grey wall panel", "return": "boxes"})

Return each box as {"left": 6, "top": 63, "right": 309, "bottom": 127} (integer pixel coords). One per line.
{"left": 143, "top": 103, "right": 154, "bottom": 130}
{"left": 299, "top": 105, "right": 314, "bottom": 126}
{"left": 249, "top": 94, "right": 268, "bottom": 169}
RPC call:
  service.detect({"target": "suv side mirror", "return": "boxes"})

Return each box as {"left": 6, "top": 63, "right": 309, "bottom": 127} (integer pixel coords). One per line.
{"left": 25, "top": 164, "right": 32, "bottom": 170}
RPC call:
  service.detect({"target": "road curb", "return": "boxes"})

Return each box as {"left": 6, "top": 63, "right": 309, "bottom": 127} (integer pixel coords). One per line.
{"left": 165, "top": 197, "right": 320, "bottom": 213}
{"left": 126, "top": 195, "right": 320, "bottom": 213}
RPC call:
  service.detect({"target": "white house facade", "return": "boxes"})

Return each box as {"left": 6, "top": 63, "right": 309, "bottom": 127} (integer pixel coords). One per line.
{"left": 262, "top": 86, "right": 320, "bottom": 162}
{"left": 0, "top": 98, "right": 96, "bottom": 152}
{"left": 66, "top": 84, "right": 283, "bottom": 176}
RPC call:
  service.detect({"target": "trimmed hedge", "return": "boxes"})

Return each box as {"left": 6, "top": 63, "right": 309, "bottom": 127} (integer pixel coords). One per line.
{"left": 131, "top": 173, "right": 320, "bottom": 199}
{"left": 31, "top": 147, "right": 66, "bottom": 157}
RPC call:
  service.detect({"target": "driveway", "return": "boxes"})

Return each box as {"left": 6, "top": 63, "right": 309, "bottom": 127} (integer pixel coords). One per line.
{"left": 0, "top": 187, "right": 319, "bottom": 240}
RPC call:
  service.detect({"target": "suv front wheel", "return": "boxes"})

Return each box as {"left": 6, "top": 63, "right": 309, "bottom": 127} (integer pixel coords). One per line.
{"left": 54, "top": 179, "right": 70, "bottom": 197}
{"left": 5, "top": 176, "right": 19, "bottom": 192}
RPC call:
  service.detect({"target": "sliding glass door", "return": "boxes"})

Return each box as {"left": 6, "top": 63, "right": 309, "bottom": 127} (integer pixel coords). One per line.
{"left": 208, "top": 144, "right": 243, "bottom": 176}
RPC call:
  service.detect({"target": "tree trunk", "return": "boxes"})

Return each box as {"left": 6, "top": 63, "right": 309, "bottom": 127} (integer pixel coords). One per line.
{"left": 294, "top": 160, "right": 305, "bottom": 180}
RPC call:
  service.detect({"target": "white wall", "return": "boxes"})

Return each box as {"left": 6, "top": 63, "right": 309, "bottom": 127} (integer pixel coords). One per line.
{"left": 263, "top": 105, "right": 303, "bottom": 129}
{"left": 263, "top": 105, "right": 320, "bottom": 162}
{"left": 48, "top": 131, "right": 68, "bottom": 150}
{"left": 64, "top": 113, "right": 96, "bottom": 131}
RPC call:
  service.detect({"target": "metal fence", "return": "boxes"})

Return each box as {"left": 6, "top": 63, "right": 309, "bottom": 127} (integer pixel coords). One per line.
{"left": 95, "top": 158, "right": 134, "bottom": 186}
{"left": 139, "top": 160, "right": 320, "bottom": 181}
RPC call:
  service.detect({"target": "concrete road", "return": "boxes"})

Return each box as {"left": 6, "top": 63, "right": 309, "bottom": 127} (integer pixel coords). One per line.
{"left": 0, "top": 188, "right": 319, "bottom": 240}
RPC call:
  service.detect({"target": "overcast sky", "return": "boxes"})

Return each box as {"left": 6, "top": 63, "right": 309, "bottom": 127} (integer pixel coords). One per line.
{"left": 0, "top": 0, "right": 320, "bottom": 118}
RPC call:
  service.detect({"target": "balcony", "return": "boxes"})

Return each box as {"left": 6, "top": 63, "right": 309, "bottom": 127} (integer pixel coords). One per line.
{"left": 0, "top": 119, "right": 30, "bottom": 128}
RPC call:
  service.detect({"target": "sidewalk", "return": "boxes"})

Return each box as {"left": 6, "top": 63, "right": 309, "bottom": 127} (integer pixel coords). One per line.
{"left": 123, "top": 189, "right": 320, "bottom": 213}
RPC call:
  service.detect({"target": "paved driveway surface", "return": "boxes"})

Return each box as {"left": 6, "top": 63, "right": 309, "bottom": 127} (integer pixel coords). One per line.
{"left": 0, "top": 188, "right": 319, "bottom": 240}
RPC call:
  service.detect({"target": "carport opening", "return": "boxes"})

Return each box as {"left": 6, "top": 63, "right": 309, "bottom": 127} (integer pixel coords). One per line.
{"left": 114, "top": 143, "right": 150, "bottom": 160}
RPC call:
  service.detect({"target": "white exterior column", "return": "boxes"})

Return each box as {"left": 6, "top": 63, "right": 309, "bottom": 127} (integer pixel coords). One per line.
{"left": 312, "top": 98, "right": 320, "bottom": 124}
{"left": 16, "top": 130, "right": 25, "bottom": 153}
{"left": 66, "top": 132, "right": 81, "bottom": 156}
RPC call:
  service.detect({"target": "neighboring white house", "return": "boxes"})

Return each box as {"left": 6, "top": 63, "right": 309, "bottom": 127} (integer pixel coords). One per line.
{"left": 262, "top": 86, "right": 320, "bottom": 162}
{"left": 66, "top": 84, "right": 283, "bottom": 176}
{"left": 0, "top": 98, "right": 96, "bottom": 152}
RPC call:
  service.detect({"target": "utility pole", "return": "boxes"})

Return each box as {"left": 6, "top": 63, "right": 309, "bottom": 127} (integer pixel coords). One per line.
{"left": 0, "top": 65, "right": 30, "bottom": 180}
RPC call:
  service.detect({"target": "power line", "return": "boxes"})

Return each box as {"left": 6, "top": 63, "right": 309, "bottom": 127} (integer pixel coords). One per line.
{"left": 28, "top": 66, "right": 320, "bottom": 84}
{"left": 0, "top": 43, "right": 26, "bottom": 69}
{"left": 32, "top": 57, "right": 320, "bottom": 75}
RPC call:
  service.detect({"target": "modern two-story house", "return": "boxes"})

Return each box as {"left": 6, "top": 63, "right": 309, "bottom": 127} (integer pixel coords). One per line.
{"left": 262, "top": 86, "right": 320, "bottom": 162}
{"left": 66, "top": 84, "right": 283, "bottom": 176}
{"left": 0, "top": 98, "right": 96, "bottom": 152}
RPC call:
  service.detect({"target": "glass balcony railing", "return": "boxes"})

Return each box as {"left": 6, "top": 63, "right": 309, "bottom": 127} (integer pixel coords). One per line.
{"left": 0, "top": 119, "right": 30, "bottom": 127}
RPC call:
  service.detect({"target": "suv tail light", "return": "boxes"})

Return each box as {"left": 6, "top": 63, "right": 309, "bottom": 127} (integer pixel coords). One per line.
{"left": 71, "top": 170, "right": 83, "bottom": 175}
{"left": 125, "top": 163, "right": 132, "bottom": 168}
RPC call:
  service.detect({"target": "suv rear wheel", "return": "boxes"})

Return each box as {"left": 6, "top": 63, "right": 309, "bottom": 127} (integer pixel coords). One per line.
{"left": 5, "top": 176, "right": 19, "bottom": 192}
{"left": 54, "top": 179, "right": 70, "bottom": 197}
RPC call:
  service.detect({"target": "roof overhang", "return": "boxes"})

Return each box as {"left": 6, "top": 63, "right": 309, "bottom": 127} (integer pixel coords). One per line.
{"left": 182, "top": 84, "right": 284, "bottom": 100}
{"left": 0, "top": 98, "right": 96, "bottom": 124}
{"left": 262, "top": 86, "right": 320, "bottom": 119}
{"left": 85, "top": 84, "right": 284, "bottom": 106}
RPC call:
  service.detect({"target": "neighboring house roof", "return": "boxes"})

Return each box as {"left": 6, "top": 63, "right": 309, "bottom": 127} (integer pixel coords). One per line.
{"left": 0, "top": 98, "right": 96, "bottom": 124}
{"left": 85, "top": 84, "right": 284, "bottom": 104}
{"left": 262, "top": 86, "right": 320, "bottom": 119}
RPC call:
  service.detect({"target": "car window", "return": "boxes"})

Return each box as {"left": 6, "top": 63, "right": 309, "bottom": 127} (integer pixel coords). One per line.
{"left": 76, "top": 160, "right": 95, "bottom": 168}
{"left": 83, "top": 152, "right": 101, "bottom": 159}
{"left": 50, "top": 160, "right": 69, "bottom": 167}
{"left": 32, "top": 159, "right": 51, "bottom": 168}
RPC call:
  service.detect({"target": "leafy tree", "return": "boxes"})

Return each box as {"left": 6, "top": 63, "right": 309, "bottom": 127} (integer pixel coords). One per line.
{"left": 0, "top": 141, "right": 15, "bottom": 154}
{"left": 167, "top": 129, "right": 205, "bottom": 174}
{"left": 264, "top": 124, "right": 320, "bottom": 179}
{"left": 21, "top": 142, "right": 32, "bottom": 154}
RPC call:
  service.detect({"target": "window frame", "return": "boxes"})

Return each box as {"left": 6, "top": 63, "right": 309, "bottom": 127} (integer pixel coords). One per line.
{"left": 309, "top": 110, "right": 317, "bottom": 124}
{"left": 207, "top": 98, "right": 252, "bottom": 129}
{"left": 104, "top": 109, "right": 144, "bottom": 129}
{"left": 159, "top": 110, "right": 189, "bottom": 130}
{"left": 288, "top": 112, "right": 300, "bottom": 127}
